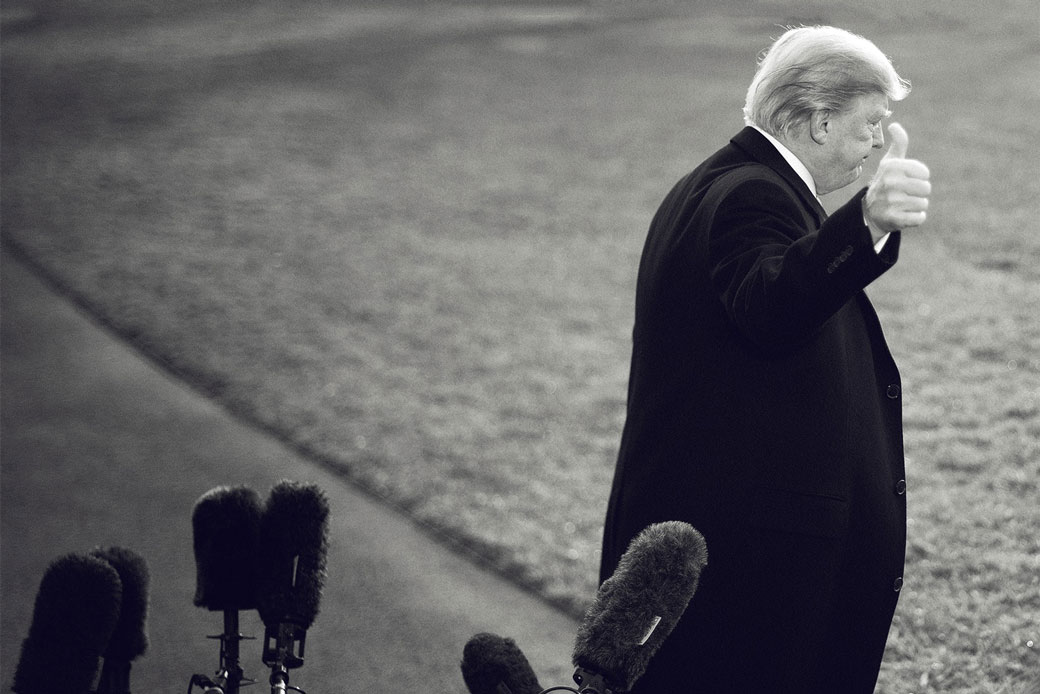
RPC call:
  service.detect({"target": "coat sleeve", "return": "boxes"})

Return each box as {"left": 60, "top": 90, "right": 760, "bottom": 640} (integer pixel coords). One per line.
{"left": 705, "top": 169, "right": 899, "bottom": 351}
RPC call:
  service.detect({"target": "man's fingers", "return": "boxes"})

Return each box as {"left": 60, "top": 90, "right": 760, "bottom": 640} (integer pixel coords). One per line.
{"left": 877, "top": 158, "right": 930, "bottom": 187}
{"left": 902, "top": 177, "right": 932, "bottom": 197}
{"left": 882, "top": 122, "right": 909, "bottom": 160}
{"left": 899, "top": 210, "right": 928, "bottom": 228}
{"left": 899, "top": 194, "right": 929, "bottom": 212}
{"left": 901, "top": 159, "right": 931, "bottom": 180}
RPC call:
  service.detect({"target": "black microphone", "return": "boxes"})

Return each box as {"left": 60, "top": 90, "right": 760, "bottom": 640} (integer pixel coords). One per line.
{"left": 12, "top": 553, "right": 124, "bottom": 694}
{"left": 256, "top": 480, "right": 329, "bottom": 694}
{"left": 192, "top": 485, "right": 263, "bottom": 611}
{"left": 190, "top": 485, "right": 264, "bottom": 694}
{"left": 460, "top": 633, "right": 543, "bottom": 694}
{"left": 572, "top": 521, "right": 708, "bottom": 693}
{"left": 90, "top": 547, "right": 150, "bottom": 694}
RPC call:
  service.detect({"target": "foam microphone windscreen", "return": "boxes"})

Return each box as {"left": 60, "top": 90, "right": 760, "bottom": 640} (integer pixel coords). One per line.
{"left": 256, "top": 480, "right": 329, "bottom": 629}
{"left": 460, "top": 633, "right": 543, "bottom": 694}
{"left": 192, "top": 485, "right": 263, "bottom": 611}
{"left": 573, "top": 521, "right": 708, "bottom": 692}
{"left": 90, "top": 546, "right": 150, "bottom": 661}
{"left": 12, "top": 553, "right": 124, "bottom": 694}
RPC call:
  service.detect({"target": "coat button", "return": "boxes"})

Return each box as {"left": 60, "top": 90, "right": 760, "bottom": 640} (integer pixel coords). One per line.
{"left": 886, "top": 384, "right": 901, "bottom": 399}
{"left": 895, "top": 479, "right": 906, "bottom": 495}
{"left": 893, "top": 576, "right": 904, "bottom": 592}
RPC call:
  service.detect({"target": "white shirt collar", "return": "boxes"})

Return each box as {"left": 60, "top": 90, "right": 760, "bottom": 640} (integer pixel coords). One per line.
{"left": 751, "top": 125, "right": 820, "bottom": 201}
{"left": 752, "top": 126, "right": 892, "bottom": 251}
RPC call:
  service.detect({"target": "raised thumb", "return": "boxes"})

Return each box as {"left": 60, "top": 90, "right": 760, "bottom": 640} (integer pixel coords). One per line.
{"left": 883, "top": 122, "right": 909, "bottom": 160}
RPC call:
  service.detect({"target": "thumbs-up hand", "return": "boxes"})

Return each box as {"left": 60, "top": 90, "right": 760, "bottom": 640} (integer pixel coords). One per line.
{"left": 863, "top": 122, "right": 932, "bottom": 236}
{"left": 883, "top": 120, "right": 910, "bottom": 161}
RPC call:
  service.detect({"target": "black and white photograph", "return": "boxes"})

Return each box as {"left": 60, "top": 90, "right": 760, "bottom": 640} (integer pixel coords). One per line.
{"left": 2, "top": 0, "right": 1037, "bottom": 692}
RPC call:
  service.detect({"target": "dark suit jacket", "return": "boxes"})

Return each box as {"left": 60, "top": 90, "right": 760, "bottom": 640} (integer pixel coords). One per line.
{"left": 601, "top": 127, "right": 907, "bottom": 693}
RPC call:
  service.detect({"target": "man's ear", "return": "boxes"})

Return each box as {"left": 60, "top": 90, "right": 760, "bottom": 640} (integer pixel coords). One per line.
{"left": 809, "top": 110, "right": 830, "bottom": 145}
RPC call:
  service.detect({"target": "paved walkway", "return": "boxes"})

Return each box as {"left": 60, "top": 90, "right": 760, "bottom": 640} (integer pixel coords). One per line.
{"left": 0, "top": 250, "right": 578, "bottom": 693}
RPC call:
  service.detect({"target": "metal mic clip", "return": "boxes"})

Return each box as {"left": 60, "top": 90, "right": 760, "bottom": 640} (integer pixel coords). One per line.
{"left": 262, "top": 622, "right": 307, "bottom": 670}
{"left": 189, "top": 668, "right": 258, "bottom": 694}
{"left": 572, "top": 666, "right": 613, "bottom": 694}
{"left": 189, "top": 611, "right": 256, "bottom": 694}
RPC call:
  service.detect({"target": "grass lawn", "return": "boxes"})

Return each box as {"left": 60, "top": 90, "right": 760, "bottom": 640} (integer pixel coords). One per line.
{"left": 2, "top": 0, "right": 1038, "bottom": 691}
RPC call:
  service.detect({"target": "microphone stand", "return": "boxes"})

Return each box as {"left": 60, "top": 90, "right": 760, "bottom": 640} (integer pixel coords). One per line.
{"left": 262, "top": 621, "right": 307, "bottom": 694}
{"left": 190, "top": 610, "right": 254, "bottom": 694}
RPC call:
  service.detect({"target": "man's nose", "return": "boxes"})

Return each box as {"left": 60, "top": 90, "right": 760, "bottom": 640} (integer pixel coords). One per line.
{"left": 872, "top": 126, "right": 885, "bottom": 149}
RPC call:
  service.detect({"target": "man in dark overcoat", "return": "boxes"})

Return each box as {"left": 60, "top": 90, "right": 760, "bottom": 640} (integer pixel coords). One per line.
{"left": 600, "top": 26, "right": 932, "bottom": 693}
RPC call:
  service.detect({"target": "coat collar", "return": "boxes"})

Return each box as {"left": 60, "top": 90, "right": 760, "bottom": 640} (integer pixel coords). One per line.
{"left": 730, "top": 126, "right": 829, "bottom": 225}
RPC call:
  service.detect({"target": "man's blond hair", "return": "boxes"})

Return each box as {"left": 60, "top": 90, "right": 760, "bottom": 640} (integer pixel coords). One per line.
{"left": 744, "top": 26, "right": 910, "bottom": 137}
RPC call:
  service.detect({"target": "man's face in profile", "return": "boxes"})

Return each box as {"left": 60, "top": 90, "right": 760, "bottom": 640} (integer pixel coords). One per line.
{"left": 814, "top": 93, "right": 890, "bottom": 195}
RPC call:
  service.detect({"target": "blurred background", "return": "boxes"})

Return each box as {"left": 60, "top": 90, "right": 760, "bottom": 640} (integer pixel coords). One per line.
{"left": 2, "top": 0, "right": 1038, "bottom": 691}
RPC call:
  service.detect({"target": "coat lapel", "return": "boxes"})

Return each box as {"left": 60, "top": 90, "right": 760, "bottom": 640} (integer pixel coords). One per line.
{"left": 730, "top": 127, "right": 829, "bottom": 227}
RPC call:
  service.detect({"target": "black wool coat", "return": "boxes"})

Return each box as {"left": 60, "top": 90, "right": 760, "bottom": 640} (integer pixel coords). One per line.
{"left": 600, "top": 127, "right": 907, "bottom": 694}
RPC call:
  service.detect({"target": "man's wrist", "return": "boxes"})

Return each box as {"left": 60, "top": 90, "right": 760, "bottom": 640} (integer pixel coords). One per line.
{"left": 861, "top": 197, "right": 889, "bottom": 248}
